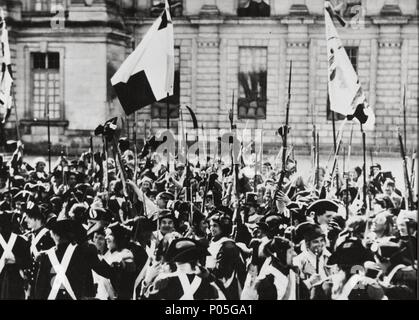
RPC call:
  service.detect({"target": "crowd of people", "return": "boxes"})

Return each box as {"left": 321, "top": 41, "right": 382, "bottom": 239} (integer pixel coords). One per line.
{"left": 0, "top": 131, "right": 417, "bottom": 300}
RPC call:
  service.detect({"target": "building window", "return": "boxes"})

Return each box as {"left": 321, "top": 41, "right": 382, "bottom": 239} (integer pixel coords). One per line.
{"left": 238, "top": 47, "right": 267, "bottom": 119}
{"left": 329, "top": 0, "right": 362, "bottom": 18}
{"left": 327, "top": 46, "right": 359, "bottom": 120}
{"left": 237, "top": 0, "right": 271, "bottom": 17}
{"left": 25, "top": 0, "right": 68, "bottom": 12}
{"left": 151, "top": 47, "right": 180, "bottom": 119}
{"left": 150, "top": 0, "right": 183, "bottom": 17}
{"left": 31, "top": 52, "right": 61, "bottom": 120}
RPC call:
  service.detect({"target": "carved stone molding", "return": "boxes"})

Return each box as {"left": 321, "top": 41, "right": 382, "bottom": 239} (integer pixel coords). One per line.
{"left": 378, "top": 41, "right": 402, "bottom": 48}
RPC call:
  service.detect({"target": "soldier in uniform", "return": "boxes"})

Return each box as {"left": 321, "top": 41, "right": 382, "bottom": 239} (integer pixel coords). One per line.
{"left": 144, "top": 238, "right": 225, "bottom": 300}
{"left": 322, "top": 238, "right": 384, "bottom": 300}
{"left": 0, "top": 210, "right": 31, "bottom": 299}
{"left": 152, "top": 209, "right": 177, "bottom": 246}
{"left": 22, "top": 201, "right": 55, "bottom": 299}
{"left": 373, "top": 241, "right": 417, "bottom": 300}
{"left": 293, "top": 223, "right": 334, "bottom": 298}
{"left": 206, "top": 212, "right": 246, "bottom": 300}
{"left": 253, "top": 236, "right": 298, "bottom": 300}
{"left": 33, "top": 219, "right": 115, "bottom": 300}
{"left": 306, "top": 199, "right": 339, "bottom": 241}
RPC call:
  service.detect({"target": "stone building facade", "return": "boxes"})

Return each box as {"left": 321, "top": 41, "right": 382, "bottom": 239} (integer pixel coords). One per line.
{"left": 1, "top": 0, "right": 418, "bottom": 156}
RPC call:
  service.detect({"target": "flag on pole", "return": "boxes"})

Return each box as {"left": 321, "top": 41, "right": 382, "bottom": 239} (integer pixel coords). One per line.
{"left": 0, "top": 9, "right": 13, "bottom": 124}
{"left": 111, "top": 0, "right": 174, "bottom": 115}
{"left": 325, "top": 3, "right": 375, "bottom": 130}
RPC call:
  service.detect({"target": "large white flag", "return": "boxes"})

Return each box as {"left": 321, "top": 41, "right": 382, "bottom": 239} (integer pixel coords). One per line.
{"left": 0, "top": 9, "right": 13, "bottom": 124}
{"left": 111, "top": 0, "right": 174, "bottom": 115}
{"left": 325, "top": 4, "right": 375, "bottom": 130}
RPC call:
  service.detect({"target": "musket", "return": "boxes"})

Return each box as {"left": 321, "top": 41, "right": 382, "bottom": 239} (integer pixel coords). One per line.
{"left": 89, "top": 136, "right": 95, "bottom": 182}
{"left": 272, "top": 61, "right": 292, "bottom": 211}
{"left": 311, "top": 104, "right": 317, "bottom": 186}
{"left": 316, "top": 132, "right": 320, "bottom": 190}
{"left": 398, "top": 129, "right": 414, "bottom": 210}
{"left": 133, "top": 118, "right": 138, "bottom": 183}
{"left": 411, "top": 149, "right": 416, "bottom": 199}
{"left": 403, "top": 85, "right": 407, "bottom": 151}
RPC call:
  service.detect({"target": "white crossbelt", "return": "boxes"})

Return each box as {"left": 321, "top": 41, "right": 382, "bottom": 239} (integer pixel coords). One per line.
{"left": 178, "top": 273, "right": 202, "bottom": 300}
{"left": 132, "top": 243, "right": 156, "bottom": 300}
{"left": 47, "top": 244, "right": 77, "bottom": 300}
{"left": 0, "top": 233, "right": 17, "bottom": 274}
{"left": 30, "top": 228, "right": 49, "bottom": 256}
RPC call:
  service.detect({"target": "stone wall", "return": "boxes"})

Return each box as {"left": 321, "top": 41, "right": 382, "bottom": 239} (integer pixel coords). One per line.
{"left": 1, "top": 0, "right": 418, "bottom": 157}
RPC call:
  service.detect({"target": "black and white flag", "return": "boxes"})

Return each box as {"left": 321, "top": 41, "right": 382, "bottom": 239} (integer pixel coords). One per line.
{"left": 111, "top": 0, "right": 174, "bottom": 115}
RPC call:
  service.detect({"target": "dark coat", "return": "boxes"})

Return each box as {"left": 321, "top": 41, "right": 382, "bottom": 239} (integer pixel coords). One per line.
{"left": 0, "top": 231, "right": 31, "bottom": 299}
{"left": 33, "top": 242, "right": 115, "bottom": 300}
{"left": 25, "top": 227, "right": 55, "bottom": 299}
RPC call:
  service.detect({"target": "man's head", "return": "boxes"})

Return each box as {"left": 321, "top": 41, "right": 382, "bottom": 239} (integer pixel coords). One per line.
{"left": 208, "top": 213, "right": 232, "bottom": 240}
{"left": 371, "top": 163, "right": 381, "bottom": 177}
{"left": 383, "top": 179, "right": 396, "bottom": 196}
{"left": 371, "top": 212, "right": 394, "bottom": 237}
{"left": 251, "top": 222, "right": 269, "bottom": 239}
{"left": 156, "top": 191, "right": 175, "bottom": 209}
{"left": 192, "top": 212, "right": 208, "bottom": 236}
{"left": 307, "top": 199, "right": 338, "bottom": 226}
{"left": 105, "top": 223, "right": 131, "bottom": 252}
{"left": 67, "top": 172, "right": 78, "bottom": 189}
{"left": 35, "top": 159, "right": 46, "bottom": 173}
{"left": 263, "top": 236, "right": 296, "bottom": 267}
{"left": 93, "top": 230, "right": 107, "bottom": 254}
{"left": 304, "top": 224, "right": 326, "bottom": 255}
{"left": 372, "top": 194, "right": 394, "bottom": 212}
{"left": 158, "top": 210, "right": 177, "bottom": 235}
{"left": 396, "top": 210, "right": 417, "bottom": 237}
{"left": 23, "top": 201, "right": 44, "bottom": 230}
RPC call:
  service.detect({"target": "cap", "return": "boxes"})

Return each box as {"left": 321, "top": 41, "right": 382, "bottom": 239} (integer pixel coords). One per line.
{"left": 306, "top": 199, "right": 339, "bottom": 216}
{"left": 294, "top": 222, "right": 318, "bottom": 244}
{"left": 157, "top": 191, "right": 175, "bottom": 202}
{"left": 158, "top": 209, "right": 177, "bottom": 222}
{"left": 262, "top": 236, "right": 293, "bottom": 258}
{"left": 328, "top": 238, "right": 374, "bottom": 266}
{"left": 23, "top": 201, "right": 44, "bottom": 221}
{"left": 303, "top": 224, "right": 325, "bottom": 242}
{"left": 165, "top": 238, "right": 210, "bottom": 263}
{"left": 48, "top": 219, "right": 87, "bottom": 242}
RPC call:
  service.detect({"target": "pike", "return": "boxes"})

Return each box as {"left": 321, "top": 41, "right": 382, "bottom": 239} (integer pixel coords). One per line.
{"left": 347, "top": 122, "right": 354, "bottom": 171}
{"left": 331, "top": 111, "right": 340, "bottom": 194}
{"left": 133, "top": 114, "right": 138, "bottom": 203}
{"left": 361, "top": 124, "right": 367, "bottom": 211}
{"left": 402, "top": 85, "right": 407, "bottom": 152}
{"left": 316, "top": 132, "right": 320, "bottom": 189}
{"left": 89, "top": 136, "right": 95, "bottom": 178}
{"left": 398, "top": 128, "right": 414, "bottom": 210}
{"left": 411, "top": 149, "right": 416, "bottom": 199}
{"left": 311, "top": 104, "right": 317, "bottom": 186}
{"left": 272, "top": 61, "right": 292, "bottom": 212}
